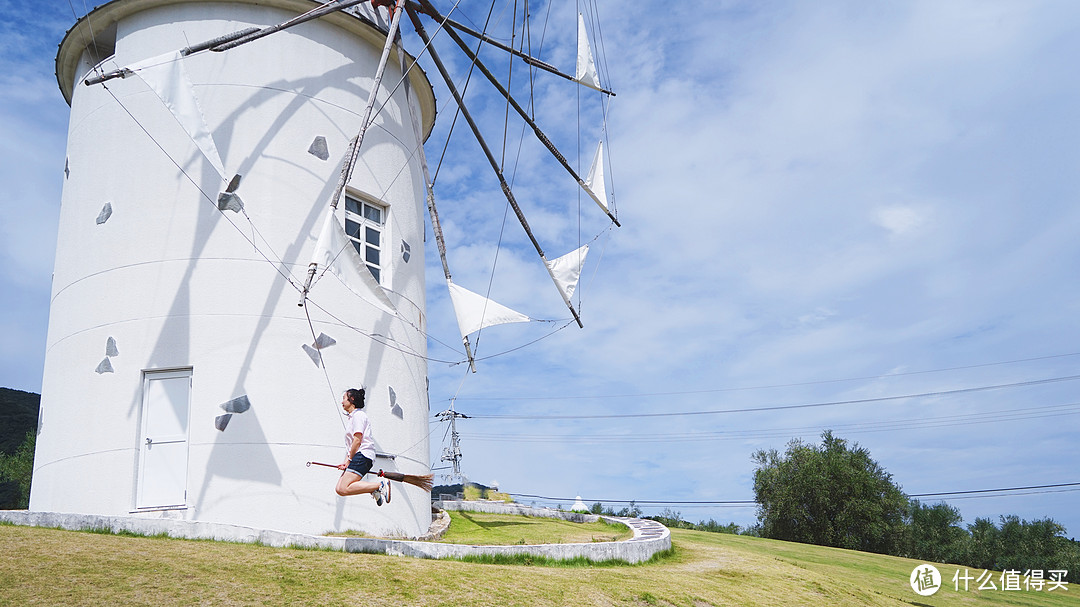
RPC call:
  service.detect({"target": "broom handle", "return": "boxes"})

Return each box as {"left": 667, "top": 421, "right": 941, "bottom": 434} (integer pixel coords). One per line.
{"left": 306, "top": 461, "right": 340, "bottom": 469}
{"left": 306, "top": 462, "right": 414, "bottom": 477}
{"left": 306, "top": 461, "right": 432, "bottom": 490}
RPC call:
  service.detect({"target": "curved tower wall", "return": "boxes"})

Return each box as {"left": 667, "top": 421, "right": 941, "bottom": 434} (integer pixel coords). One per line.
{"left": 32, "top": 0, "right": 436, "bottom": 537}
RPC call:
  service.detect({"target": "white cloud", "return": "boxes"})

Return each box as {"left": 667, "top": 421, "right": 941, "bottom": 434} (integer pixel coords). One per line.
{"left": 874, "top": 204, "right": 929, "bottom": 237}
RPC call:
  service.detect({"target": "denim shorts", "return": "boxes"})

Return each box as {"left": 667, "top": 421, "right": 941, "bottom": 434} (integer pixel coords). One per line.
{"left": 345, "top": 452, "right": 374, "bottom": 477}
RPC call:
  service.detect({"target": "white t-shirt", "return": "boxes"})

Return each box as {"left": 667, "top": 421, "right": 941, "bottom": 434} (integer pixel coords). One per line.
{"left": 344, "top": 409, "right": 377, "bottom": 461}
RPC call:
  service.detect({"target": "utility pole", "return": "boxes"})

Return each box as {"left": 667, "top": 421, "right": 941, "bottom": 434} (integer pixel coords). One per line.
{"left": 435, "top": 403, "right": 469, "bottom": 478}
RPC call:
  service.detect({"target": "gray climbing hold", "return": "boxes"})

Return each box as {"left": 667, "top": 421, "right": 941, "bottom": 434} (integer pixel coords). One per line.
{"left": 220, "top": 395, "right": 251, "bottom": 414}
{"left": 95, "top": 357, "right": 114, "bottom": 374}
{"left": 302, "top": 343, "right": 322, "bottom": 367}
{"left": 215, "top": 414, "right": 233, "bottom": 431}
{"left": 308, "top": 136, "right": 330, "bottom": 161}
{"left": 105, "top": 337, "right": 119, "bottom": 357}
{"left": 96, "top": 202, "right": 113, "bottom": 225}
{"left": 216, "top": 192, "right": 243, "bottom": 212}
{"left": 216, "top": 174, "right": 243, "bottom": 212}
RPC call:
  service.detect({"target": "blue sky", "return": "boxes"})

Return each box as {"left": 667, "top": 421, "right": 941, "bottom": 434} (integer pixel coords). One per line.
{"left": 3, "top": 0, "right": 1079, "bottom": 536}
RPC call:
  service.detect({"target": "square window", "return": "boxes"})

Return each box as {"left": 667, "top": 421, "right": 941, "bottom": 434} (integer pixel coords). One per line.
{"left": 343, "top": 194, "right": 387, "bottom": 284}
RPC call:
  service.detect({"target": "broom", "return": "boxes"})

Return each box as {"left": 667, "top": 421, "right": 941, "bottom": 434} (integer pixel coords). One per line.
{"left": 306, "top": 461, "right": 434, "bottom": 491}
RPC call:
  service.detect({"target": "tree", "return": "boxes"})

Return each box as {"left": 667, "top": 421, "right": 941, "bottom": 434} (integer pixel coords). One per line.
{"left": 0, "top": 430, "right": 35, "bottom": 509}
{"left": 752, "top": 431, "right": 909, "bottom": 554}
{"left": 906, "top": 500, "right": 968, "bottom": 563}
{"left": 966, "top": 517, "right": 1001, "bottom": 570}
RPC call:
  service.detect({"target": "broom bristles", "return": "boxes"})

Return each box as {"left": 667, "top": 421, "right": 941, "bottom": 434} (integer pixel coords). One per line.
{"left": 379, "top": 469, "right": 434, "bottom": 492}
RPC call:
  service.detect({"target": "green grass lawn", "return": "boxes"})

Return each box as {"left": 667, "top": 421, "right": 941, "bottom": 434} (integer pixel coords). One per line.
{"left": 1, "top": 518, "right": 1076, "bottom": 606}
{"left": 436, "top": 511, "right": 632, "bottom": 545}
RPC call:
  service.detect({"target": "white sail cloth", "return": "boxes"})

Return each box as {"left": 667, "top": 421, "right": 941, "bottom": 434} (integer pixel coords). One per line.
{"left": 575, "top": 13, "right": 602, "bottom": 91}
{"left": 584, "top": 141, "right": 608, "bottom": 211}
{"left": 311, "top": 210, "right": 396, "bottom": 312}
{"left": 129, "top": 51, "right": 227, "bottom": 180}
{"left": 446, "top": 281, "right": 530, "bottom": 340}
{"left": 545, "top": 244, "right": 589, "bottom": 302}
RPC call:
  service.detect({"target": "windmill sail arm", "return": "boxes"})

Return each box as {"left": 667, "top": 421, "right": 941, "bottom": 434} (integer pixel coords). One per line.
{"left": 399, "top": 33, "right": 476, "bottom": 372}
{"left": 207, "top": 0, "right": 370, "bottom": 52}
{"left": 408, "top": 5, "right": 583, "bottom": 328}
{"left": 328, "top": 0, "right": 407, "bottom": 212}
{"left": 83, "top": 0, "right": 370, "bottom": 86}
{"left": 298, "top": 0, "right": 406, "bottom": 308}
{"left": 430, "top": 12, "right": 619, "bottom": 227}
{"left": 407, "top": 0, "right": 615, "bottom": 96}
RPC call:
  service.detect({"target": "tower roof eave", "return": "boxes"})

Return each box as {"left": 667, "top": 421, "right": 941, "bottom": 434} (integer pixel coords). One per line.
{"left": 55, "top": 0, "right": 437, "bottom": 141}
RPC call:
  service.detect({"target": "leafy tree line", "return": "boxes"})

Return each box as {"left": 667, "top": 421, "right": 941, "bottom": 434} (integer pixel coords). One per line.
{"left": 0, "top": 388, "right": 39, "bottom": 509}
{"left": 0, "top": 431, "right": 34, "bottom": 509}
{"left": 752, "top": 431, "right": 1079, "bottom": 582}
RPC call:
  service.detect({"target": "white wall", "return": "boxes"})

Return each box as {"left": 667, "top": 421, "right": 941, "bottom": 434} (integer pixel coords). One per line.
{"left": 32, "top": 0, "right": 435, "bottom": 537}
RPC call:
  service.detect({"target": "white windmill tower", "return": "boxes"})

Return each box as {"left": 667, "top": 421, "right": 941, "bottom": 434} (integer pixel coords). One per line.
{"left": 32, "top": 0, "right": 617, "bottom": 538}
{"left": 33, "top": 0, "right": 437, "bottom": 537}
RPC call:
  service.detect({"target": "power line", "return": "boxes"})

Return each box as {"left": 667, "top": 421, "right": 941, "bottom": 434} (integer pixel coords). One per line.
{"left": 910, "top": 482, "right": 1080, "bottom": 498}
{"left": 460, "top": 374, "right": 1080, "bottom": 420}
{"left": 450, "top": 351, "right": 1080, "bottom": 402}
{"left": 460, "top": 402, "right": 1080, "bottom": 443}
{"left": 504, "top": 482, "right": 1080, "bottom": 507}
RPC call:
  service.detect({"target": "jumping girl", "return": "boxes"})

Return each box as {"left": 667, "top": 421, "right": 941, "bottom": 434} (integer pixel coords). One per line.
{"left": 334, "top": 387, "right": 387, "bottom": 505}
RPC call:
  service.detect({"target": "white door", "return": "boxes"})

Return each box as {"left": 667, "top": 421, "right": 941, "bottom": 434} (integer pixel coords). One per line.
{"left": 137, "top": 370, "right": 191, "bottom": 509}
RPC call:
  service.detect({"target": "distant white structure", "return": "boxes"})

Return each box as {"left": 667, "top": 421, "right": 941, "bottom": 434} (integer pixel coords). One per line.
{"left": 571, "top": 496, "right": 588, "bottom": 512}
{"left": 31, "top": 0, "right": 436, "bottom": 538}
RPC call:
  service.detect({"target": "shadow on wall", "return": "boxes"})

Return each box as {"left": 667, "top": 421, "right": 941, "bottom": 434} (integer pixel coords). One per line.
{"left": 194, "top": 402, "right": 282, "bottom": 513}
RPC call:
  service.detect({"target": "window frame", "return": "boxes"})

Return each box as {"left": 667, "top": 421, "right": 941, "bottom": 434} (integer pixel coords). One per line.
{"left": 342, "top": 192, "right": 388, "bottom": 285}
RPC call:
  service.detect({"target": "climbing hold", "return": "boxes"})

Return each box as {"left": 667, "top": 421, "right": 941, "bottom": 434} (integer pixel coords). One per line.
{"left": 95, "top": 357, "right": 114, "bottom": 374}
{"left": 308, "top": 136, "right": 330, "bottom": 161}
{"left": 105, "top": 337, "right": 119, "bottom": 357}
{"left": 96, "top": 202, "right": 113, "bottom": 225}
{"left": 220, "top": 395, "right": 251, "bottom": 414}
{"left": 214, "top": 414, "right": 233, "bottom": 431}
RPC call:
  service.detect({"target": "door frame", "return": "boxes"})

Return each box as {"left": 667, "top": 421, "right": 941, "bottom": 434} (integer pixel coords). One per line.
{"left": 134, "top": 368, "right": 193, "bottom": 510}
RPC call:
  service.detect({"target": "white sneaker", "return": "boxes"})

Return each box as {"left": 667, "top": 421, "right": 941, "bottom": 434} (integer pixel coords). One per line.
{"left": 371, "top": 481, "right": 385, "bottom": 506}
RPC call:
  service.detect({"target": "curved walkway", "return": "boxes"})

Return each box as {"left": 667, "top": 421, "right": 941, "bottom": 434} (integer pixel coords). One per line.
{"left": 0, "top": 503, "right": 670, "bottom": 564}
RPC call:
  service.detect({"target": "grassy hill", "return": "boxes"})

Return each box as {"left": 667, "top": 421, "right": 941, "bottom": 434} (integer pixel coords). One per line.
{"left": 1, "top": 516, "right": 1074, "bottom": 606}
